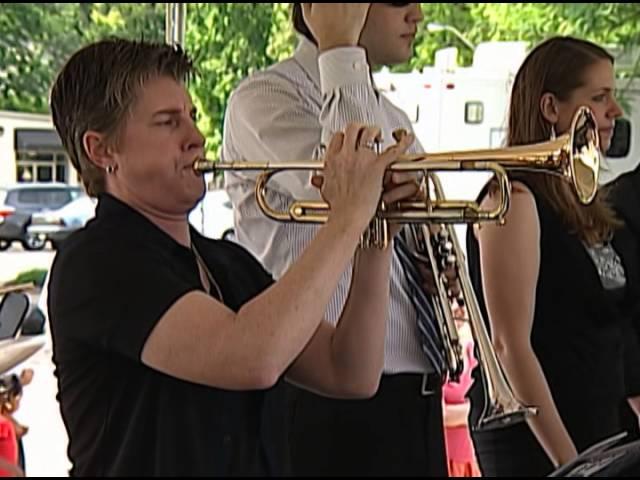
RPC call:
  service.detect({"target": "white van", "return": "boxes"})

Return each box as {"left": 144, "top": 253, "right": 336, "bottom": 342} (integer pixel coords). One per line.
{"left": 374, "top": 42, "right": 640, "bottom": 246}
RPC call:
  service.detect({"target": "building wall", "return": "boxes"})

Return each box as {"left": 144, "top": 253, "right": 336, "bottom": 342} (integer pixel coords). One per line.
{"left": 0, "top": 110, "right": 78, "bottom": 188}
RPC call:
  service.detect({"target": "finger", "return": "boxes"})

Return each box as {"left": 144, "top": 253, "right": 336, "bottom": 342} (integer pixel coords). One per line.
{"left": 343, "top": 123, "right": 367, "bottom": 151}
{"left": 382, "top": 182, "right": 420, "bottom": 204}
{"left": 311, "top": 175, "right": 325, "bottom": 190}
{"left": 378, "top": 132, "right": 415, "bottom": 168}
{"left": 383, "top": 171, "right": 393, "bottom": 188}
{"left": 390, "top": 172, "right": 416, "bottom": 185}
{"left": 327, "top": 132, "right": 345, "bottom": 156}
{"left": 395, "top": 131, "right": 415, "bottom": 151}
{"left": 358, "top": 125, "right": 382, "bottom": 151}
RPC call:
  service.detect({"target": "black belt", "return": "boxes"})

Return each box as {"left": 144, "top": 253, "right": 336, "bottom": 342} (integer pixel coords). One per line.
{"left": 380, "top": 373, "right": 442, "bottom": 396}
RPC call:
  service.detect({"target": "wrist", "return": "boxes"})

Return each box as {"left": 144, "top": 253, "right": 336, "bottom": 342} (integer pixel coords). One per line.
{"left": 325, "top": 212, "right": 369, "bottom": 243}
{"left": 317, "top": 38, "right": 359, "bottom": 53}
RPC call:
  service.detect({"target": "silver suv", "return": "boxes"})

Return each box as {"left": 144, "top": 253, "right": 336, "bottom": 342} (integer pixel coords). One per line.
{"left": 0, "top": 183, "right": 83, "bottom": 251}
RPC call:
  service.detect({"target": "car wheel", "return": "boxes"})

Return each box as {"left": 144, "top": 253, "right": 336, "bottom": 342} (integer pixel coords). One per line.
{"left": 0, "top": 240, "right": 10, "bottom": 251}
{"left": 22, "top": 234, "right": 47, "bottom": 251}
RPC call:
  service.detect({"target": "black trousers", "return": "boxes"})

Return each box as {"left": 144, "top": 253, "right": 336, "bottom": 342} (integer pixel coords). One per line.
{"left": 286, "top": 373, "right": 448, "bottom": 477}
{"left": 471, "top": 421, "right": 553, "bottom": 477}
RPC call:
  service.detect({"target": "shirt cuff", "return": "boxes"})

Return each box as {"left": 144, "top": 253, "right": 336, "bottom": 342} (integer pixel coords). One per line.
{"left": 318, "top": 47, "right": 371, "bottom": 94}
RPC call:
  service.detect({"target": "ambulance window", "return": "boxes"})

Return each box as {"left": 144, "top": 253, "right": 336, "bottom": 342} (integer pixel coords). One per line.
{"left": 465, "top": 102, "right": 484, "bottom": 124}
{"left": 607, "top": 118, "right": 630, "bottom": 158}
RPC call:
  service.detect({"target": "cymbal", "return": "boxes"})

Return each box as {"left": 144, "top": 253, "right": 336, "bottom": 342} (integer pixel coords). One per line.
{"left": 0, "top": 283, "right": 35, "bottom": 296}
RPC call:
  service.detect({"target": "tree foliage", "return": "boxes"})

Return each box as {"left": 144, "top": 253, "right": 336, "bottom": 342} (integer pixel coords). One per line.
{"left": 1, "top": 3, "right": 639, "bottom": 155}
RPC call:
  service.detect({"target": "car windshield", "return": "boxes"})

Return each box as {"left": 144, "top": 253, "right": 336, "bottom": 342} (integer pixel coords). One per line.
{"left": 5, "top": 187, "right": 82, "bottom": 211}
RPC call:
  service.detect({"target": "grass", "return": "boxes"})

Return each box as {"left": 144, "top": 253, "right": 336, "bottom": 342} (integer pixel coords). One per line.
{"left": 3, "top": 268, "right": 48, "bottom": 289}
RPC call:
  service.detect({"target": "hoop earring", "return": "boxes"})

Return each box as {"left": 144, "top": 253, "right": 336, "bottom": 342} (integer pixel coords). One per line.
{"left": 106, "top": 165, "right": 116, "bottom": 175}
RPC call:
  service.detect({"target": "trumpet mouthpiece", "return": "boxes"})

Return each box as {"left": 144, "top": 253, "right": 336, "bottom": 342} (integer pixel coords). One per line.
{"left": 193, "top": 157, "right": 215, "bottom": 175}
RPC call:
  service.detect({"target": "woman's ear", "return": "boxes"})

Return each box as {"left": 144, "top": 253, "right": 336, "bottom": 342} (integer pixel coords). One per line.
{"left": 540, "top": 93, "right": 560, "bottom": 125}
{"left": 82, "top": 131, "right": 115, "bottom": 170}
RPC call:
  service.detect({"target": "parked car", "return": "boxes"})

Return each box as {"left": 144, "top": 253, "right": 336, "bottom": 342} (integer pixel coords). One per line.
{"left": 0, "top": 183, "right": 83, "bottom": 251}
{"left": 188, "top": 189, "right": 235, "bottom": 241}
{"left": 27, "top": 195, "right": 97, "bottom": 250}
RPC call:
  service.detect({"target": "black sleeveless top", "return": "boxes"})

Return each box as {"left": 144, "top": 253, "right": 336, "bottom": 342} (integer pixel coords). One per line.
{"left": 466, "top": 180, "right": 627, "bottom": 452}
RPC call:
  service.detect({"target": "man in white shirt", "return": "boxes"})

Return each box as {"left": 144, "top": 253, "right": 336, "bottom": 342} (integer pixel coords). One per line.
{"left": 222, "top": 3, "right": 448, "bottom": 476}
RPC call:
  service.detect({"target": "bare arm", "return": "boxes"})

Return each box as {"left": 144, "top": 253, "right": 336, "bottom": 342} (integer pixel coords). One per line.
{"left": 142, "top": 127, "right": 411, "bottom": 393}
{"left": 476, "top": 184, "right": 577, "bottom": 467}
{"left": 628, "top": 396, "right": 640, "bottom": 427}
{"left": 284, "top": 171, "right": 420, "bottom": 398}
{"left": 284, "top": 244, "right": 391, "bottom": 398}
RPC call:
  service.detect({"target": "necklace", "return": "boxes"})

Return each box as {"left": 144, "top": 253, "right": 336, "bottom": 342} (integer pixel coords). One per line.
{"left": 191, "top": 244, "right": 224, "bottom": 302}
{"left": 585, "top": 242, "right": 627, "bottom": 291}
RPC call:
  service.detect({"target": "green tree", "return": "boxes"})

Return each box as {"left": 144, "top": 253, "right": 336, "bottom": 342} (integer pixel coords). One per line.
{"left": 2, "top": 3, "right": 640, "bottom": 155}
{"left": 413, "top": 3, "right": 640, "bottom": 76}
{"left": 0, "top": 3, "right": 80, "bottom": 112}
{"left": 0, "top": 3, "right": 164, "bottom": 113}
{"left": 185, "top": 3, "right": 294, "bottom": 157}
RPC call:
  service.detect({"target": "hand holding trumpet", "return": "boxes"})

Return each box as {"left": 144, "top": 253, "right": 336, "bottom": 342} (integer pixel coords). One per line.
{"left": 310, "top": 124, "right": 416, "bottom": 239}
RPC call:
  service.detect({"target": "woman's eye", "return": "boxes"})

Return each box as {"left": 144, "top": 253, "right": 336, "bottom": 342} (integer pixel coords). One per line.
{"left": 158, "top": 118, "right": 177, "bottom": 126}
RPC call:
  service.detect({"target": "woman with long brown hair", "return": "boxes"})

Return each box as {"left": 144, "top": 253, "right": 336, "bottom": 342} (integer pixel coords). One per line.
{"left": 465, "top": 36, "right": 633, "bottom": 476}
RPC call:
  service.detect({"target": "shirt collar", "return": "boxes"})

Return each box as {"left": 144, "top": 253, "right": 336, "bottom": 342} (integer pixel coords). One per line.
{"left": 95, "top": 192, "right": 202, "bottom": 257}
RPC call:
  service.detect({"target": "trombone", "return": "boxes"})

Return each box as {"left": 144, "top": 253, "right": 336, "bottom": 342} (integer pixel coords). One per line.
{"left": 194, "top": 106, "right": 600, "bottom": 249}
{"left": 412, "top": 175, "right": 538, "bottom": 431}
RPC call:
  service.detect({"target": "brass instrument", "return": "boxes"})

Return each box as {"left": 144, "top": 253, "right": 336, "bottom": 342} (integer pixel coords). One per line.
{"left": 195, "top": 107, "right": 598, "bottom": 430}
{"left": 413, "top": 174, "right": 538, "bottom": 432}
{"left": 194, "top": 106, "right": 600, "bottom": 249}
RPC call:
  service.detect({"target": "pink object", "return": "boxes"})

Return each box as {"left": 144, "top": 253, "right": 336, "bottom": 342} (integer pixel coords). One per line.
{"left": 444, "top": 339, "right": 480, "bottom": 467}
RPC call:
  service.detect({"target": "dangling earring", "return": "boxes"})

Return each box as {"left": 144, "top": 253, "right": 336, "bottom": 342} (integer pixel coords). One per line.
{"left": 550, "top": 125, "right": 557, "bottom": 141}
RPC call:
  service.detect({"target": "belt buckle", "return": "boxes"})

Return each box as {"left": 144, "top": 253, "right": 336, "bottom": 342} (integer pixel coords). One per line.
{"left": 421, "top": 373, "right": 435, "bottom": 396}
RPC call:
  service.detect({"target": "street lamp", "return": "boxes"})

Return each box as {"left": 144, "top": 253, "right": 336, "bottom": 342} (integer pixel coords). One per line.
{"left": 426, "top": 22, "right": 476, "bottom": 52}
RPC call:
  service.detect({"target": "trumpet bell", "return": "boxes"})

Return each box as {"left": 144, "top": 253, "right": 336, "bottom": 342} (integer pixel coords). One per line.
{"left": 568, "top": 106, "right": 600, "bottom": 205}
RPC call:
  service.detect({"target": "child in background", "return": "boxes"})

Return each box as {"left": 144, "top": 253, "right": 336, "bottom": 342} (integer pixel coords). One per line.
{"left": 0, "top": 369, "right": 32, "bottom": 477}
{"left": 443, "top": 314, "right": 482, "bottom": 477}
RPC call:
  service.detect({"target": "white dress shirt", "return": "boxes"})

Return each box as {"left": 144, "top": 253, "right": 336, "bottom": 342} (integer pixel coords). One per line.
{"left": 222, "top": 36, "right": 432, "bottom": 374}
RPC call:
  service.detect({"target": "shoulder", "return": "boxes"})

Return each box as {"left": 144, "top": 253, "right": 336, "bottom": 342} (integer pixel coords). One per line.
{"left": 228, "top": 59, "right": 306, "bottom": 110}
{"left": 478, "top": 179, "right": 537, "bottom": 216}
{"left": 194, "top": 233, "right": 274, "bottom": 282}
{"left": 475, "top": 179, "right": 539, "bottom": 244}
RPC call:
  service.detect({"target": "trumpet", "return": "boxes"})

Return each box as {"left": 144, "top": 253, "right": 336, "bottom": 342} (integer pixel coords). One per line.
{"left": 194, "top": 106, "right": 600, "bottom": 249}
{"left": 414, "top": 174, "right": 538, "bottom": 431}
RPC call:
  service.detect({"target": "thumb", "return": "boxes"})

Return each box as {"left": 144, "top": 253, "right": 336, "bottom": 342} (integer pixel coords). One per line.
{"left": 311, "top": 174, "right": 325, "bottom": 190}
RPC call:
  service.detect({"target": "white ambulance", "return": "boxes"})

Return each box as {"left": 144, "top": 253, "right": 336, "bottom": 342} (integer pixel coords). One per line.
{"left": 374, "top": 41, "right": 640, "bottom": 245}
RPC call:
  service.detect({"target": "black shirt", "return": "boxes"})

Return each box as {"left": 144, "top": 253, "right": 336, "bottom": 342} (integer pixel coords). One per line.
{"left": 48, "top": 193, "right": 286, "bottom": 477}
{"left": 609, "top": 168, "right": 640, "bottom": 396}
{"left": 466, "top": 181, "right": 627, "bottom": 453}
